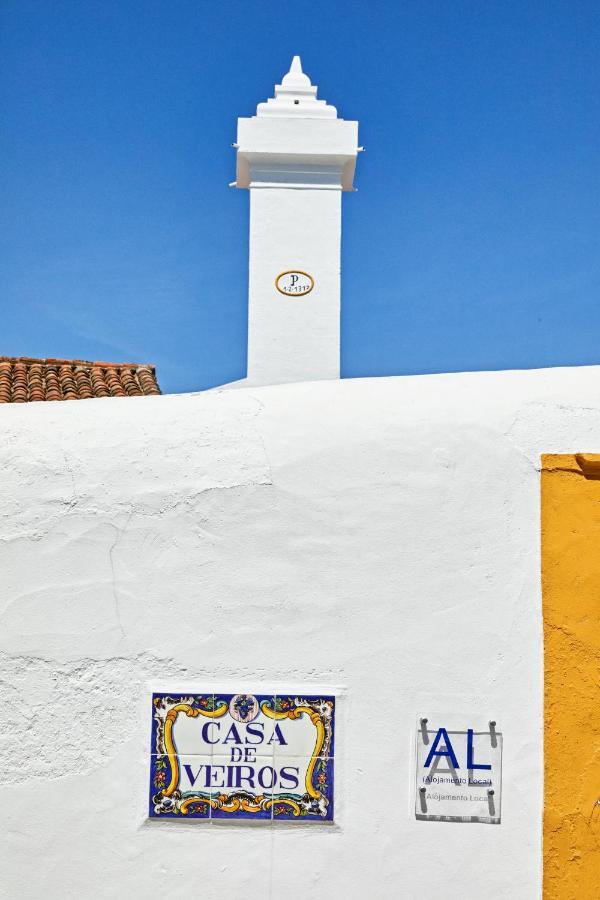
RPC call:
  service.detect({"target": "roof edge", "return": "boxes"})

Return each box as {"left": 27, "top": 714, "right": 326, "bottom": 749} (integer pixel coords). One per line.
{"left": 0, "top": 356, "right": 156, "bottom": 370}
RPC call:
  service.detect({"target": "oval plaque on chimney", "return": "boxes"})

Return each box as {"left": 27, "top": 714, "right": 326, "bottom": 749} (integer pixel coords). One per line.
{"left": 275, "top": 270, "right": 314, "bottom": 297}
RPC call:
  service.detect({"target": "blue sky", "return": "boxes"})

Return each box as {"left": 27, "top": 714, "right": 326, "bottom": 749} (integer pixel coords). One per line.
{"left": 2, "top": 1, "right": 599, "bottom": 393}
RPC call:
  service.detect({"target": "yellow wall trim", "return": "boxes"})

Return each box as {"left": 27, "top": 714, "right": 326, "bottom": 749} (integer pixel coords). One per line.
{"left": 541, "top": 454, "right": 600, "bottom": 898}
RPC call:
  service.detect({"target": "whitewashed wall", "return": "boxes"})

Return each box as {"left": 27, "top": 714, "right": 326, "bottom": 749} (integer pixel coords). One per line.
{"left": 247, "top": 187, "right": 342, "bottom": 386}
{"left": 3, "top": 366, "right": 600, "bottom": 899}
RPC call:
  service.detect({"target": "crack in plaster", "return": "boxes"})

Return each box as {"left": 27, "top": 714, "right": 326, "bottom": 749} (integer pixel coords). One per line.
{"left": 107, "top": 511, "right": 134, "bottom": 640}
{"left": 0, "top": 395, "right": 274, "bottom": 553}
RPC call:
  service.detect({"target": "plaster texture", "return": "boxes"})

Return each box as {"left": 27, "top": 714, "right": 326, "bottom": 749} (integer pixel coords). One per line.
{"left": 2, "top": 365, "right": 600, "bottom": 898}
{"left": 541, "top": 456, "right": 600, "bottom": 898}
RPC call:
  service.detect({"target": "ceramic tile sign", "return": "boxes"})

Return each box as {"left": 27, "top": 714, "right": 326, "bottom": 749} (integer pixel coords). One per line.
{"left": 149, "top": 691, "right": 335, "bottom": 821}
{"left": 415, "top": 717, "right": 502, "bottom": 824}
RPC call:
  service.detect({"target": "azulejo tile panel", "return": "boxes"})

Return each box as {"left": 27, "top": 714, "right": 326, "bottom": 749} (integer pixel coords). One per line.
{"left": 149, "top": 691, "right": 335, "bottom": 821}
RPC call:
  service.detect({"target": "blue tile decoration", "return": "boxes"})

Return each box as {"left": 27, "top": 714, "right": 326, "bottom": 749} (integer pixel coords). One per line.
{"left": 149, "top": 691, "right": 335, "bottom": 821}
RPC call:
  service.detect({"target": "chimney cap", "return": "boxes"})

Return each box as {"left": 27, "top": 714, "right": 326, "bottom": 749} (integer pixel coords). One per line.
{"left": 256, "top": 56, "right": 338, "bottom": 119}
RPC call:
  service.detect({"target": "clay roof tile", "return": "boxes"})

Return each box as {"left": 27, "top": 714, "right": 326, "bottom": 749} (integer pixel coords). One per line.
{"left": 0, "top": 357, "right": 161, "bottom": 403}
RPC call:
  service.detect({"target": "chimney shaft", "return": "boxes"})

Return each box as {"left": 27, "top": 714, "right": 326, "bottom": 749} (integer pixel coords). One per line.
{"left": 234, "top": 57, "right": 359, "bottom": 387}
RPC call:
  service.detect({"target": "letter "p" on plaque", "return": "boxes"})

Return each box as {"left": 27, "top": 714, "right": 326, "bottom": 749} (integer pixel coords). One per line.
{"left": 275, "top": 270, "right": 314, "bottom": 296}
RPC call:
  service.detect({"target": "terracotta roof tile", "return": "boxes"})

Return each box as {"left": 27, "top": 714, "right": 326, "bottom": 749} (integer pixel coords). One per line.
{"left": 0, "top": 357, "right": 161, "bottom": 403}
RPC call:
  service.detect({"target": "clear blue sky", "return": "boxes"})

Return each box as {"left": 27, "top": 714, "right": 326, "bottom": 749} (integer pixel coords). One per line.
{"left": 2, "top": 1, "right": 599, "bottom": 393}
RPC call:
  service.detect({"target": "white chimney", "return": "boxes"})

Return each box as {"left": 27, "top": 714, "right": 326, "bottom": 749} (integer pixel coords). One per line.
{"left": 233, "top": 57, "right": 359, "bottom": 387}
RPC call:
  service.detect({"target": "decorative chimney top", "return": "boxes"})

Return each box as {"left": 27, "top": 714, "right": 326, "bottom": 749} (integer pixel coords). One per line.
{"left": 227, "top": 56, "right": 360, "bottom": 389}
{"left": 256, "top": 56, "right": 337, "bottom": 119}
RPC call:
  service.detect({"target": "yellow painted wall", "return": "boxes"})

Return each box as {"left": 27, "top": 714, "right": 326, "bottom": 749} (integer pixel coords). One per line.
{"left": 541, "top": 455, "right": 600, "bottom": 899}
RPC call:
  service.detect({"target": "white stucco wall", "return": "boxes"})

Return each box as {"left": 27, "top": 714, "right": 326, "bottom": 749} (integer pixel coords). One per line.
{"left": 3, "top": 365, "right": 600, "bottom": 899}
{"left": 247, "top": 187, "right": 342, "bottom": 386}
